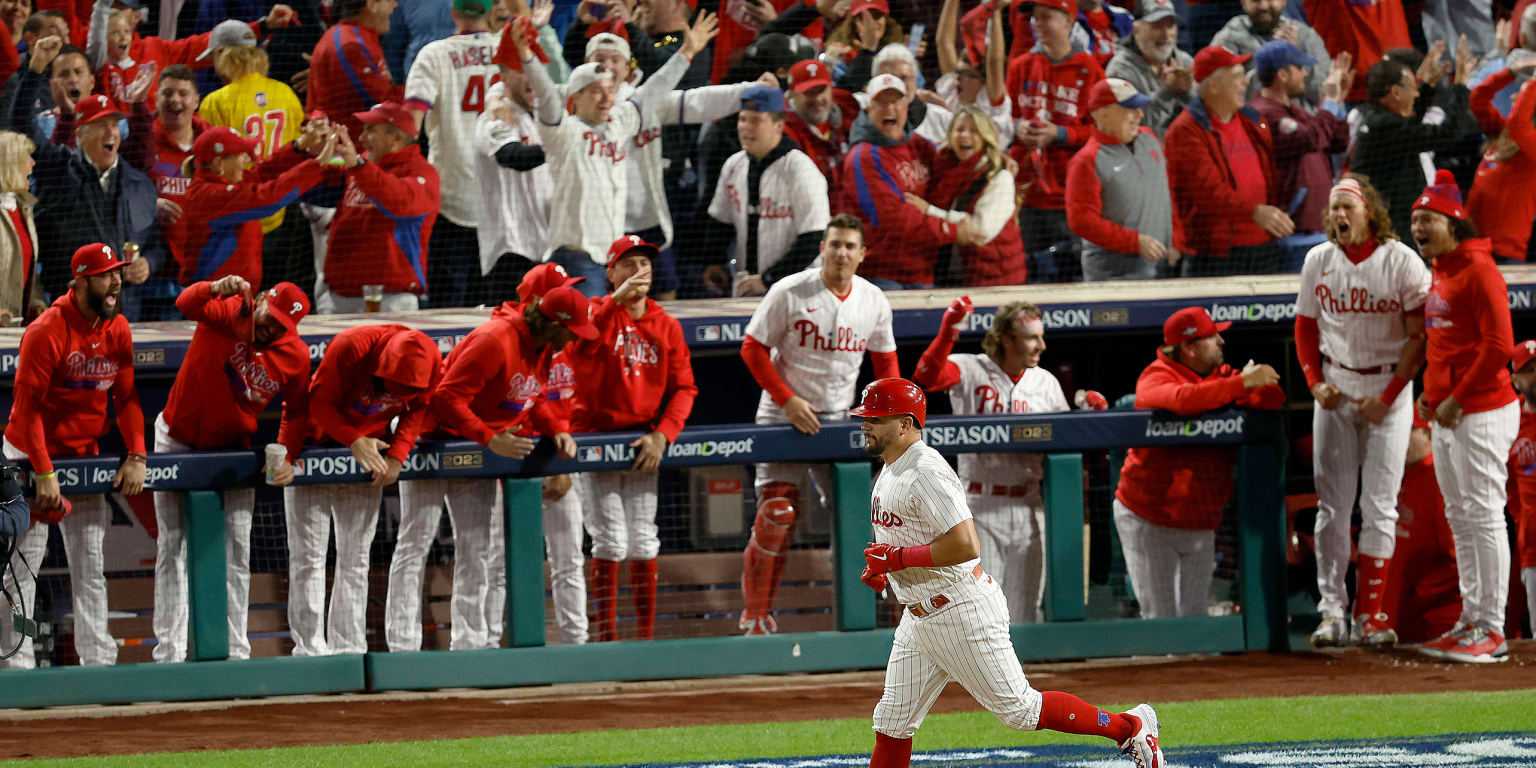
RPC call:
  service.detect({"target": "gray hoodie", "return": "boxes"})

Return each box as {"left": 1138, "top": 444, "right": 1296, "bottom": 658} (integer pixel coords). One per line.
{"left": 1105, "top": 38, "right": 1195, "bottom": 138}
{"left": 1209, "top": 15, "right": 1331, "bottom": 106}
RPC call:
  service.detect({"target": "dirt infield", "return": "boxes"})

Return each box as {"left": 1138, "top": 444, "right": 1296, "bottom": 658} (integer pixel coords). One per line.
{"left": 2, "top": 642, "right": 1533, "bottom": 761}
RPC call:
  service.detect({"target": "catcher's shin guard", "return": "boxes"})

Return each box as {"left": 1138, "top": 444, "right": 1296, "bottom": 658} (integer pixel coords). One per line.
{"left": 630, "top": 558, "right": 659, "bottom": 641}
{"left": 590, "top": 558, "right": 621, "bottom": 642}
{"left": 740, "top": 482, "right": 799, "bottom": 631}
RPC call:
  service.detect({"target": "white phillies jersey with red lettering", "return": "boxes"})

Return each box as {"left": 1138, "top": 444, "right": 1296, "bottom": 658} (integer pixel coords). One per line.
{"left": 944, "top": 354, "right": 1033, "bottom": 485}
{"left": 745, "top": 269, "right": 895, "bottom": 421}
{"left": 871, "top": 440, "right": 981, "bottom": 604}
{"left": 707, "top": 146, "right": 830, "bottom": 278}
{"left": 1296, "top": 239, "right": 1431, "bottom": 371}
{"left": 405, "top": 31, "right": 501, "bottom": 227}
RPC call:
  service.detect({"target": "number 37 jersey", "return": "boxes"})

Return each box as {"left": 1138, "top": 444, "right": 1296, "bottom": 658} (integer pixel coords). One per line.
{"left": 405, "top": 30, "right": 501, "bottom": 228}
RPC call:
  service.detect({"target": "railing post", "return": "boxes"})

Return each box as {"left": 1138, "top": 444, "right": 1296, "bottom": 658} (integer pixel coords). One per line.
{"left": 503, "top": 478, "right": 547, "bottom": 648}
{"left": 1041, "top": 453, "right": 1086, "bottom": 622}
{"left": 1236, "top": 432, "right": 1289, "bottom": 652}
{"left": 831, "top": 462, "right": 876, "bottom": 631}
{"left": 185, "top": 490, "right": 229, "bottom": 661}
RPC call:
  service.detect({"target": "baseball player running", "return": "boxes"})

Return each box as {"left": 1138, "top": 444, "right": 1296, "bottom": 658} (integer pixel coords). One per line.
{"left": 1410, "top": 173, "right": 1519, "bottom": 664}
{"left": 851, "top": 378, "right": 1163, "bottom": 768}
{"left": 388, "top": 284, "right": 588, "bottom": 652}
{"left": 569, "top": 235, "right": 698, "bottom": 642}
{"left": 1, "top": 244, "right": 146, "bottom": 669}
{"left": 1294, "top": 174, "right": 1430, "bottom": 648}
{"left": 737, "top": 213, "right": 899, "bottom": 635}
{"left": 153, "top": 276, "right": 312, "bottom": 662}
{"left": 286, "top": 325, "right": 443, "bottom": 656}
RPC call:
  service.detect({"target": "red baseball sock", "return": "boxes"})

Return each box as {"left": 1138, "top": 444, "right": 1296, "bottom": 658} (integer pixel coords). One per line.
{"left": 590, "top": 559, "right": 621, "bottom": 642}
{"left": 1354, "top": 554, "right": 1392, "bottom": 621}
{"left": 629, "top": 558, "right": 659, "bottom": 641}
{"left": 868, "top": 732, "right": 912, "bottom": 768}
{"left": 1036, "top": 691, "right": 1135, "bottom": 743}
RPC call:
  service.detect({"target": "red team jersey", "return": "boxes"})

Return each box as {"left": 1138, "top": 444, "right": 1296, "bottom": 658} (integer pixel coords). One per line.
{"left": 1303, "top": 0, "right": 1410, "bottom": 103}
{"left": 568, "top": 296, "right": 698, "bottom": 442}
{"left": 1423, "top": 238, "right": 1516, "bottom": 415}
{"left": 305, "top": 324, "right": 443, "bottom": 463}
{"left": 322, "top": 143, "right": 440, "bottom": 298}
{"left": 7, "top": 294, "right": 146, "bottom": 473}
{"left": 427, "top": 302, "right": 569, "bottom": 446}
{"left": 1004, "top": 47, "right": 1104, "bottom": 210}
{"left": 160, "top": 283, "right": 312, "bottom": 462}
{"left": 1510, "top": 405, "right": 1536, "bottom": 571}
{"left": 179, "top": 149, "right": 326, "bottom": 286}
{"left": 96, "top": 24, "right": 259, "bottom": 104}
{"left": 148, "top": 117, "right": 208, "bottom": 271}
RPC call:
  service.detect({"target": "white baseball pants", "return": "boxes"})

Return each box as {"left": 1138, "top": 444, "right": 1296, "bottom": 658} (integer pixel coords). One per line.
{"left": 1524, "top": 567, "right": 1535, "bottom": 635}
{"left": 970, "top": 491, "right": 1046, "bottom": 624}
{"left": 282, "top": 482, "right": 383, "bottom": 656}
{"left": 1311, "top": 369, "right": 1413, "bottom": 619}
{"left": 484, "top": 498, "right": 505, "bottom": 648}
{"left": 543, "top": 479, "right": 588, "bottom": 644}
{"left": 1113, "top": 499, "right": 1215, "bottom": 619}
{"left": 1432, "top": 400, "right": 1519, "bottom": 631}
{"left": 151, "top": 413, "right": 255, "bottom": 662}
{"left": 388, "top": 478, "right": 464, "bottom": 651}
{"left": 579, "top": 471, "right": 660, "bottom": 562}
{"left": 873, "top": 570, "right": 1043, "bottom": 739}
{"left": 755, "top": 463, "right": 832, "bottom": 509}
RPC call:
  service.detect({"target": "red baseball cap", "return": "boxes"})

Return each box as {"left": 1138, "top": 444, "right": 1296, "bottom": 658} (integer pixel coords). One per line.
{"left": 517, "top": 263, "right": 585, "bottom": 302}
{"left": 1412, "top": 169, "right": 1468, "bottom": 221}
{"left": 71, "top": 243, "right": 127, "bottom": 278}
{"left": 1022, "top": 0, "right": 1075, "bottom": 17}
{"left": 1162, "top": 306, "right": 1230, "bottom": 346}
{"left": 848, "top": 0, "right": 888, "bottom": 16}
{"left": 1085, "top": 78, "right": 1151, "bottom": 113}
{"left": 538, "top": 286, "right": 600, "bottom": 340}
{"left": 76, "top": 94, "right": 125, "bottom": 128}
{"left": 606, "top": 234, "right": 660, "bottom": 266}
{"left": 355, "top": 101, "right": 418, "bottom": 137}
{"left": 1192, "top": 45, "right": 1251, "bottom": 84}
{"left": 788, "top": 59, "right": 834, "bottom": 93}
{"left": 263, "top": 282, "right": 311, "bottom": 335}
{"left": 192, "top": 126, "right": 261, "bottom": 165}
{"left": 1513, "top": 339, "right": 1536, "bottom": 372}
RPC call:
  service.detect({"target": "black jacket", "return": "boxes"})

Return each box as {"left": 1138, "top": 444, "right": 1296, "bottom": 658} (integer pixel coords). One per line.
{"left": 1351, "top": 83, "right": 1474, "bottom": 241}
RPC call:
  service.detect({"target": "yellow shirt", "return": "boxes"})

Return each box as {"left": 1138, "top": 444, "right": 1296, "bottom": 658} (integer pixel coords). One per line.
{"left": 199, "top": 73, "right": 305, "bottom": 233}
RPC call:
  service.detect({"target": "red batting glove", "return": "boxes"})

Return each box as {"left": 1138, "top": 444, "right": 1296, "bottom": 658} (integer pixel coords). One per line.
{"left": 864, "top": 541, "right": 904, "bottom": 575}
{"left": 860, "top": 565, "right": 888, "bottom": 593}
{"left": 1075, "top": 389, "right": 1108, "bottom": 411}
{"left": 940, "top": 296, "right": 973, "bottom": 337}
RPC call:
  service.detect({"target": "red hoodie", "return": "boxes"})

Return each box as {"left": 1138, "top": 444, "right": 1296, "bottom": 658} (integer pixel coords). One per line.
{"left": 95, "top": 23, "right": 260, "bottom": 104}
{"left": 323, "top": 143, "right": 440, "bottom": 297}
{"left": 160, "top": 282, "right": 311, "bottom": 462}
{"left": 1467, "top": 73, "right": 1536, "bottom": 262}
{"left": 1004, "top": 46, "right": 1104, "bottom": 210}
{"left": 1115, "top": 348, "right": 1285, "bottom": 530}
{"left": 1423, "top": 238, "right": 1516, "bottom": 415}
{"left": 1511, "top": 405, "right": 1536, "bottom": 570}
{"left": 568, "top": 296, "right": 697, "bottom": 441}
{"left": 6, "top": 293, "right": 146, "bottom": 473}
{"left": 1303, "top": 0, "right": 1409, "bottom": 103}
{"left": 179, "top": 147, "right": 327, "bottom": 287}
{"left": 148, "top": 116, "right": 209, "bottom": 272}
{"left": 427, "top": 302, "right": 569, "bottom": 446}
{"left": 305, "top": 324, "right": 444, "bottom": 463}
{"left": 306, "top": 21, "right": 405, "bottom": 140}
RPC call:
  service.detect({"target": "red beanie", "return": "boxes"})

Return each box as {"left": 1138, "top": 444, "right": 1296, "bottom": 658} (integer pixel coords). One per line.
{"left": 1411, "top": 169, "right": 1467, "bottom": 221}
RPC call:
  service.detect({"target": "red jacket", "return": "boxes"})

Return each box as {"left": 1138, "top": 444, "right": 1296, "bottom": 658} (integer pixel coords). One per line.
{"left": 95, "top": 24, "right": 256, "bottom": 103}
{"left": 1164, "top": 98, "right": 1278, "bottom": 259}
{"left": 427, "top": 302, "right": 568, "bottom": 445}
{"left": 835, "top": 115, "right": 956, "bottom": 285}
{"left": 926, "top": 149, "right": 1026, "bottom": 286}
{"left": 324, "top": 143, "right": 439, "bottom": 297}
{"left": 1468, "top": 72, "right": 1536, "bottom": 261}
{"left": 1004, "top": 46, "right": 1104, "bottom": 210}
{"left": 305, "top": 324, "right": 443, "bottom": 462}
{"left": 781, "top": 90, "right": 858, "bottom": 198}
{"left": 306, "top": 21, "right": 405, "bottom": 140}
{"left": 1423, "top": 238, "right": 1516, "bottom": 415}
{"left": 0, "top": 18, "right": 17, "bottom": 87}
{"left": 1383, "top": 454, "right": 1461, "bottom": 643}
{"left": 147, "top": 117, "right": 209, "bottom": 273}
{"left": 160, "top": 282, "right": 310, "bottom": 461}
{"left": 179, "top": 147, "right": 326, "bottom": 286}
{"left": 569, "top": 296, "right": 697, "bottom": 441}
{"left": 1303, "top": 0, "right": 1410, "bottom": 103}
{"left": 1511, "top": 405, "right": 1536, "bottom": 570}
{"left": 6, "top": 293, "right": 146, "bottom": 473}
{"left": 1115, "top": 348, "right": 1285, "bottom": 530}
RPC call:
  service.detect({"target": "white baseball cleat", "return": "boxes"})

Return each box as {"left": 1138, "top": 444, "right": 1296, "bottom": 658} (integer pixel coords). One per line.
{"left": 1119, "top": 703, "right": 1163, "bottom": 768}
{"left": 1311, "top": 616, "right": 1348, "bottom": 648}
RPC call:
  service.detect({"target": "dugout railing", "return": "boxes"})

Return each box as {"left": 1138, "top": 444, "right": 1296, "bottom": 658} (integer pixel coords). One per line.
{"left": 0, "top": 407, "right": 1284, "bottom": 709}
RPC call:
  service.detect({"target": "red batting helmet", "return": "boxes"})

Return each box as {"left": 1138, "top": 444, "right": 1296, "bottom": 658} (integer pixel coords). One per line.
{"left": 848, "top": 377, "right": 927, "bottom": 427}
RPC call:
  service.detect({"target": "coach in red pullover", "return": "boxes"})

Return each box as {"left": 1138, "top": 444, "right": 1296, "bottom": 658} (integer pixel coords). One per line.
{"left": 570, "top": 235, "right": 698, "bottom": 642}
{"left": 835, "top": 74, "right": 963, "bottom": 288}
{"left": 1114, "top": 307, "right": 1284, "bottom": 619}
{"left": 284, "top": 322, "right": 443, "bottom": 657}
{"left": 1467, "top": 72, "right": 1536, "bottom": 262}
{"left": 305, "top": 0, "right": 404, "bottom": 140}
{"left": 1410, "top": 174, "right": 1519, "bottom": 663}
{"left": 1, "top": 243, "right": 145, "bottom": 669}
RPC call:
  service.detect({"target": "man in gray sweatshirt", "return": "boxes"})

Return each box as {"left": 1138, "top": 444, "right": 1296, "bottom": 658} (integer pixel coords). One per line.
{"left": 1210, "top": 0, "right": 1330, "bottom": 105}
{"left": 1105, "top": 0, "right": 1194, "bottom": 137}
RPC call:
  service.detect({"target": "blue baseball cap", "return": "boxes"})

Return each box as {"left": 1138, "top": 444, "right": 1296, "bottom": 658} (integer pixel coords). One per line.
{"left": 1254, "top": 40, "right": 1316, "bottom": 76}
{"left": 740, "top": 85, "right": 785, "bottom": 114}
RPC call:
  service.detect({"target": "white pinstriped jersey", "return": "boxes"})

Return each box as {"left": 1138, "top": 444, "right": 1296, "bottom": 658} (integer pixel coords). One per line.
{"left": 871, "top": 440, "right": 981, "bottom": 604}
{"left": 1009, "top": 366, "right": 1068, "bottom": 489}
{"left": 745, "top": 269, "right": 896, "bottom": 422}
{"left": 404, "top": 31, "right": 501, "bottom": 227}
{"left": 944, "top": 354, "right": 1033, "bottom": 485}
{"left": 474, "top": 83, "right": 552, "bottom": 274}
{"left": 707, "top": 147, "right": 830, "bottom": 278}
{"left": 1295, "top": 239, "right": 1431, "bottom": 371}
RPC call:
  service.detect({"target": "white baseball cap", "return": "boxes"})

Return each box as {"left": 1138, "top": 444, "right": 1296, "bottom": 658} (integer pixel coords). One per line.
{"left": 565, "top": 61, "right": 616, "bottom": 98}
{"left": 865, "top": 72, "right": 906, "bottom": 99}
{"left": 585, "top": 32, "right": 631, "bottom": 62}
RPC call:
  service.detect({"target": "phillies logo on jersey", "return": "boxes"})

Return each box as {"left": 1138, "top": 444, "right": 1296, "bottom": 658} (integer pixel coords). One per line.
{"left": 223, "top": 342, "right": 283, "bottom": 403}
{"left": 870, "top": 496, "right": 903, "bottom": 528}
{"left": 343, "top": 182, "right": 377, "bottom": 210}
{"left": 1424, "top": 289, "right": 1453, "bottom": 329}
{"left": 614, "top": 328, "right": 660, "bottom": 375}
{"left": 794, "top": 320, "right": 870, "bottom": 353}
{"left": 890, "top": 157, "right": 930, "bottom": 195}
{"left": 157, "top": 174, "right": 191, "bottom": 196}
{"left": 1513, "top": 437, "right": 1536, "bottom": 475}
{"left": 499, "top": 371, "right": 545, "bottom": 413}
{"left": 545, "top": 359, "right": 575, "bottom": 402}
{"left": 62, "top": 351, "right": 119, "bottom": 390}
{"left": 351, "top": 388, "right": 403, "bottom": 417}
{"left": 634, "top": 126, "right": 662, "bottom": 148}
{"left": 583, "top": 131, "right": 627, "bottom": 162}
{"left": 975, "top": 384, "right": 1004, "bottom": 413}
{"left": 1313, "top": 284, "right": 1403, "bottom": 314}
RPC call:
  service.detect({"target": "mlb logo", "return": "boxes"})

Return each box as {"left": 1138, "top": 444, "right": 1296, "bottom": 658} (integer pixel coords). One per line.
{"left": 579, "top": 446, "right": 602, "bottom": 463}
{"left": 848, "top": 430, "right": 866, "bottom": 449}
{"left": 255, "top": 92, "right": 268, "bottom": 108}
{"left": 696, "top": 325, "right": 721, "bottom": 342}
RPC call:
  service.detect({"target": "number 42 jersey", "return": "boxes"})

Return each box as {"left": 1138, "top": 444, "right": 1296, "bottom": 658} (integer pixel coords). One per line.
{"left": 405, "top": 30, "right": 501, "bottom": 228}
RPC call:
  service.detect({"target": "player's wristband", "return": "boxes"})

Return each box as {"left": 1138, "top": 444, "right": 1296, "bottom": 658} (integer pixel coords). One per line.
{"left": 35, "top": 471, "right": 55, "bottom": 480}
{"left": 901, "top": 545, "right": 936, "bottom": 568}
{"left": 1380, "top": 376, "right": 1409, "bottom": 406}
{"left": 125, "top": 453, "right": 147, "bottom": 463}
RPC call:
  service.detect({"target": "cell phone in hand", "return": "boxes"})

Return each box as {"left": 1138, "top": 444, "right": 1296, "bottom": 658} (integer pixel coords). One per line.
{"left": 907, "top": 22, "right": 925, "bottom": 53}
{"left": 589, "top": 0, "right": 607, "bottom": 20}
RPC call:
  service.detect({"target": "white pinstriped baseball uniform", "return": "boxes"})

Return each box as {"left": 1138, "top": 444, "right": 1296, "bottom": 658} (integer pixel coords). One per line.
{"left": 1296, "top": 238, "right": 1430, "bottom": 620}
{"left": 404, "top": 31, "right": 501, "bottom": 228}
{"left": 474, "top": 83, "right": 552, "bottom": 274}
{"left": 870, "top": 439, "right": 1043, "bottom": 739}
{"left": 707, "top": 146, "right": 831, "bottom": 288}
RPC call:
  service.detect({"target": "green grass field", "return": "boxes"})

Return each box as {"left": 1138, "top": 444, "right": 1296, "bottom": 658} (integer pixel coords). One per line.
{"left": 5, "top": 689, "right": 1532, "bottom": 768}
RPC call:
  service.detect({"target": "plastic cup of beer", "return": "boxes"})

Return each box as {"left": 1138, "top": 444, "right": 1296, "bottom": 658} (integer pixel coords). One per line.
{"left": 363, "top": 284, "right": 384, "bottom": 313}
{"left": 264, "top": 443, "right": 288, "bottom": 485}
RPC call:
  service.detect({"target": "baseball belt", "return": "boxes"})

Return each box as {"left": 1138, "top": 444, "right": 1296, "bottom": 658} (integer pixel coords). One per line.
{"left": 1321, "top": 356, "right": 1395, "bottom": 376}
{"left": 966, "top": 482, "right": 1038, "bottom": 498}
{"left": 907, "top": 565, "right": 986, "bottom": 618}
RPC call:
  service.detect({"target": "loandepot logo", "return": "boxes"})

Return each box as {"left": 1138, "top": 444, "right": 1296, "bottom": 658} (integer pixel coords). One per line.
{"left": 1145, "top": 413, "right": 1246, "bottom": 439}
{"left": 580, "top": 438, "right": 757, "bottom": 463}
{"left": 1208, "top": 301, "right": 1297, "bottom": 323}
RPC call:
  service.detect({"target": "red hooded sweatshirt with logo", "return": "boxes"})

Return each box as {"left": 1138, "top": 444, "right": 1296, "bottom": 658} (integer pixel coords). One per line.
{"left": 568, "top": 296, "right": 697, "bottom": 441}
{"left": 148, "top": 116, "right": 209, "bottom": 271}
{"left": 322, "top": 143, "right": 440, "bottom": 298}
{"left": 1115, "top": 348, "right": 1285, "bottom": 530}
{"left": 428, "top": 302, "right": 569, "bottom": 445}
{"left": 7, "top": 293, "right": 146, "bottom": 473}
{"left": 160, "top": 282, "right": 311, "bottom": 462}
{"left": 1423, "top": 238, "right": 1516, "bottom": 416}
{"left": 179, "top": 148, "right": 327, "bottom": 287}
{"left": 835, "top": 113, "right": 959, "bottom": 285}
{"left": 305, "top": 324, "right": 443, "bottom": 463}
{"left": 1004, "top": 44, "right": 1104, "bottom": 210}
